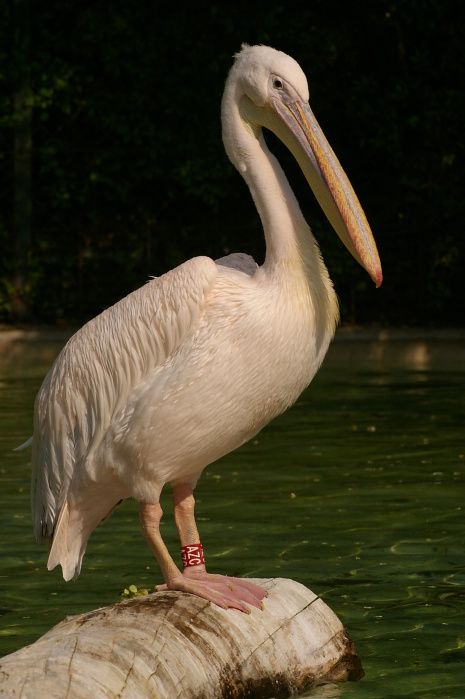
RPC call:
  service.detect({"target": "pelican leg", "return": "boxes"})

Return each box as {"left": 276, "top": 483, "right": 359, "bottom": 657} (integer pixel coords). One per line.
{"left": 154, "top": 483, "right": 266, "bottom": 613}
{"left": 139, "top": 502, "right": 182, "bottom": 583}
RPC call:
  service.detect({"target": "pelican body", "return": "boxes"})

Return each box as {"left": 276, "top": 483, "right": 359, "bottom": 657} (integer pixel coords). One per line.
{"left": 31, "top": 45, "right": 382, "bottom": 611}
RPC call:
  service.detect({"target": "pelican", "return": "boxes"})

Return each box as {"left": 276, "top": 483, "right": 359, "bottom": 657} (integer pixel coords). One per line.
{"left": 30, "top": 45, "right": 382, "bottom": 613}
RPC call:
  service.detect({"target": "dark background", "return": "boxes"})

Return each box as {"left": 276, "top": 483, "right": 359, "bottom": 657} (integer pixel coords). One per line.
{"left": 1, "top": 0, "right": 464, "bottom": 326}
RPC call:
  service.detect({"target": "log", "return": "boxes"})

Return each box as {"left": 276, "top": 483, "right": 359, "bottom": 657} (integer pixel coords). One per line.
{"left": 0, "top": 578, "right": 363, "bottom": 698}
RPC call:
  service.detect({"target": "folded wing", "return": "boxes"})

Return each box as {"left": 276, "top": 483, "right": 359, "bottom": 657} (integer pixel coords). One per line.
{"left": 31, "top": 255, "right": 218, "bottom": 541}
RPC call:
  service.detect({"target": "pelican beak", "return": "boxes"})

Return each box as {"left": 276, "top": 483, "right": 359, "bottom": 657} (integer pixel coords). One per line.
{"left": 271, "top": 99, "right": 383, "bottom": 287}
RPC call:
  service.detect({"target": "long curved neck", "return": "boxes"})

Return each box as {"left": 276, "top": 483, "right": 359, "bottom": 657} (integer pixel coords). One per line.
{"left": 224, "top": 84, "right": 339, "bottom": 290}
{"left": 221, "top": 80, "right": 339, "bottom": 343}
{"left": 246, "top": 133, "right": 314, "bottom": 271}
{"left": 222, "top": 86, "right": 314, "bottom": 274}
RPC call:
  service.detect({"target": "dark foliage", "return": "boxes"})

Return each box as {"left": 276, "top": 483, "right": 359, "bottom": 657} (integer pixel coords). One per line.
{"left": 1, "top": 0, "right": 464, "bottom": 325}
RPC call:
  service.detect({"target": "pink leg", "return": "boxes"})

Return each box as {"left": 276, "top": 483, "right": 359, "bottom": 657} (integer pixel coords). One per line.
{"left": 154, "top": 484, "right": 267, "bottom": 613}
{"left": 139, "top": 502, "right": 182, "bottom": 583}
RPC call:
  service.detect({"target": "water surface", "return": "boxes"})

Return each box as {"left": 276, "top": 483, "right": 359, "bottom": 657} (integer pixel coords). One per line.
{"left": 0, "top": 333, "right": 464, "bottom": 698}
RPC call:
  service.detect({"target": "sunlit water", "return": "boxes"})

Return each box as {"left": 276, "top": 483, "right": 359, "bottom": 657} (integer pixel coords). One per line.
{"left": 0, "top": 332, "right": 464, "bottom": 698}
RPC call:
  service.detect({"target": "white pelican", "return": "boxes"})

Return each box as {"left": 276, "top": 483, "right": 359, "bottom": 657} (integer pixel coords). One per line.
{"left": 30, "top": 45, "right": 382, "bottom": 613}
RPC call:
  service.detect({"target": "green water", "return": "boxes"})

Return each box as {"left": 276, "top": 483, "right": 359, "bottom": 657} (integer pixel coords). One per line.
{"left": 1, "top": 336, "right": 464, "bottom": 698}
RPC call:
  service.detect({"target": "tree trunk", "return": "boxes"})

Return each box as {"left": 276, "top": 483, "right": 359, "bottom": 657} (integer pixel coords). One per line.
{"left": 0, "top": 578, "right": 363, "bottom": 698}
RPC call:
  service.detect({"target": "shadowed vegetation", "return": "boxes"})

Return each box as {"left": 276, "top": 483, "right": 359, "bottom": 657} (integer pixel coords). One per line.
{"left": 1, "top": 1, "right": 463, "bottom": 326}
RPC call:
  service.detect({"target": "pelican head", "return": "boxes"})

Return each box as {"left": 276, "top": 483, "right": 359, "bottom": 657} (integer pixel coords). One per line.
{"left": 223, "top": 44, "right": 382, "bottom": 287}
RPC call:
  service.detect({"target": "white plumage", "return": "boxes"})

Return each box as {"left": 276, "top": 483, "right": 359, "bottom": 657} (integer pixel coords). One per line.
{"left": 30, "top": 45, "right": 381, "bottom": 611}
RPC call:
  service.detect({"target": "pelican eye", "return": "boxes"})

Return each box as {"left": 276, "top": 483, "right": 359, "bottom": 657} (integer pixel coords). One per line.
{"left": 273, "top": 78, "right": 284, "bottom": 90}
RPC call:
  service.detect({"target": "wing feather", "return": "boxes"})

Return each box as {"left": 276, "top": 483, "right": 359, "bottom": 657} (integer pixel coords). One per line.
{"left": 31, "top": 256, "right": 218, "bottom": 540}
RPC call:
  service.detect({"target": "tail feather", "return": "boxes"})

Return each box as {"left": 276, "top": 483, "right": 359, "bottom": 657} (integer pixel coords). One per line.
{"left": 47, "top": 482, "right": 128, "bottom": 581}
{"left": 47, "top": 500, "right": 75, "bottom": 581}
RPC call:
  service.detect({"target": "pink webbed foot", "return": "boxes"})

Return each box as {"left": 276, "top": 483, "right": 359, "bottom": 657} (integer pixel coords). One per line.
{"left": 156, "top": 569, "right": 267, "bottom": 613}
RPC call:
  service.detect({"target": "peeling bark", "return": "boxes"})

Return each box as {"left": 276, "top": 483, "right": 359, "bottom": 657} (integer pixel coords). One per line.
{"left": 0, "top": 578, "right": 363, "bottom": 698}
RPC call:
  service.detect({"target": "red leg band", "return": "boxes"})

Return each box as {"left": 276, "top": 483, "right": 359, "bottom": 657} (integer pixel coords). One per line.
{"left": 181, "top": 543, "right": 205, "bottom": 568}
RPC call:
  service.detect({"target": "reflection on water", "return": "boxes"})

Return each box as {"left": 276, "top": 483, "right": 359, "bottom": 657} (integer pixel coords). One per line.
{"left": 0, "top": 332, "right": 464, "bottom": 698}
